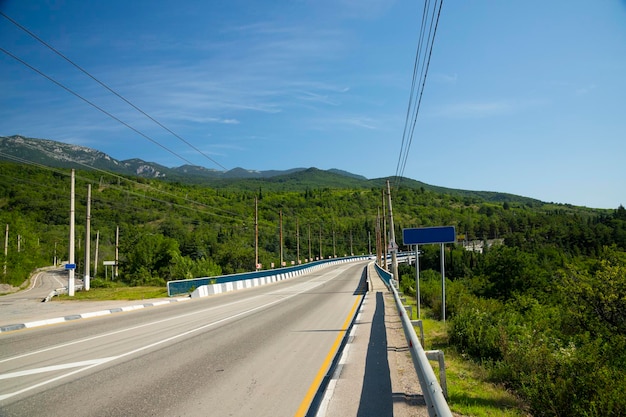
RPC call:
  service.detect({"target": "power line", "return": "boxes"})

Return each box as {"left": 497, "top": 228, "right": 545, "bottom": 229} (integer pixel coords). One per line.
{"left": 394, "top": 0, "right": 444, "bottom": 191}
{"left": 395, "top": 0, "right": 431, "bottom": 184}
{"left": 0, "top": 150, "right": 243, "bottom": 222}
{"left": 0, "top": 11, "right": 227, "bottom": 172}
{"left": 0, "top": 46, "right": 206, "bottom": 169}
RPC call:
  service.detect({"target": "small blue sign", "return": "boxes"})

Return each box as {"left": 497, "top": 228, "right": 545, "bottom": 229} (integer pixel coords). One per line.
{"left": 65, "top": 263, "right": 76, "bottom": 269}
{"left": 403, "top": 226, "right": 456, "bottom": 245}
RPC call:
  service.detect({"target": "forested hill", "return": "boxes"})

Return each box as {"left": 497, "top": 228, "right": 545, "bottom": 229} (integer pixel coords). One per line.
{"left": 0, "top": 135, "right": 539, "bottom": 204}
{"left": 1, "top": 156, "right": 626, "bottom": 416}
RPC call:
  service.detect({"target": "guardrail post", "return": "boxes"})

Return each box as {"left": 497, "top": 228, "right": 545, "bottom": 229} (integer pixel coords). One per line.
{"left": 426, "top": 350, "right": 448, "bottom": 400}
{"left": 411, "top": 319, "right": 425, "bottom": 348}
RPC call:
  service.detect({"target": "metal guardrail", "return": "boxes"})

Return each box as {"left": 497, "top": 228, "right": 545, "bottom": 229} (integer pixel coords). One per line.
{"left": 42, "top": 284, "right": 84, "bottom": 302}
{"left": 374, "top": 263, "right": 452, "bottom": 417}
{"left": 167, "top": 255, "right": 370, "bottom": 296}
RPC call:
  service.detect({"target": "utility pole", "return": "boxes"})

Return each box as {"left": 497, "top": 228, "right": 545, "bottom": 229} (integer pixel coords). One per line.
{"left": 84, "top": 184, "right": 91, "bottom": 291}
{"left": 332, "top": 229, "right": 336, "bottom": 258}
{"left": 308, "top": 224, "right": 312, "bottom": 262}
{"left": 4, "top": 224, "right": 8, "bottom": 275}
{"left": 382, "top": 190, "right": 388, "bottom": 270}
{"left": 376, "top": 208, "right": 381, "bottom": 265}
{"left": 255, "top": 198, "right": 259, "bottom": 270}
{"left": 296, "top": 217, "right": 300, "bottom": 264}
{"left": 319, "top": 225, "right": 322, "bottom": 259}
{"left": 115, "top": 225, "right": 119, "bottom": 278}
{"left": 94, "top": 230, "right": 100, "bottom": 278}
{"left": 68, "top": 169, "right": 76, "bottom": 296}
{"left": 350, "top": 229, "right": 354, "bottom": 256}
{"left": 386, "top": 180, "right": 399, "bottom": 286}
{"left": 279, "top": 210, "right": 283, "bottom": 267}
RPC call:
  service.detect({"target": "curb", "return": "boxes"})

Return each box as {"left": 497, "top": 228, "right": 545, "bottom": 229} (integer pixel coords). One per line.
{"left": 0, "top": 297, "right": 191, "bottom": 333}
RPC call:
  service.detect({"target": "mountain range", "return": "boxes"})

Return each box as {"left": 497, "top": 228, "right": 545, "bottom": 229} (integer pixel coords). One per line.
{"left": 0, "top": 135, "right": 540, "bottom": 204}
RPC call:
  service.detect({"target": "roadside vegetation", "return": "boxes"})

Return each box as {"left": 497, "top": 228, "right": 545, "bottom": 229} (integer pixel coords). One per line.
{"left": 2, "top": 161, "right": 625, "bottom": 416}
{"left": 57, "top": 279, "right": 168, "bottom": 301}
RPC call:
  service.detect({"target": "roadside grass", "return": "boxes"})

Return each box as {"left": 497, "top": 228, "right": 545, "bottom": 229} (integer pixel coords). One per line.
{"left": 404, "top": 300, "right": 528, "bottom": 417}
{"left": 57, "top": 285, "right": 168, "bottom": 301}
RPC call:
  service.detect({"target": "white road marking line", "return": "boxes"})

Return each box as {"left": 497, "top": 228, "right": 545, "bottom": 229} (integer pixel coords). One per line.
{"left": 0, "top": 274, "right": 339, "bottom": 402}
{"left": 0, "top": 357, "right": 117, "bottom": 380}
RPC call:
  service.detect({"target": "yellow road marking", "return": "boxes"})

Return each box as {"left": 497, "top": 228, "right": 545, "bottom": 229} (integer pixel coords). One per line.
{"left": 294, "top": 295, "right": 363, "bottom": 417}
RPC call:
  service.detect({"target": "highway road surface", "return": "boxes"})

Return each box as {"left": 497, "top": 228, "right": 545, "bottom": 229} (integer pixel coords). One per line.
{"left": 0, "top": 261, "right": 368, "bottom": 417}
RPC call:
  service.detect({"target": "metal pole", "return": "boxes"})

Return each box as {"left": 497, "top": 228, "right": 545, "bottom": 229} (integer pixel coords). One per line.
{"left": 68, "top": 169, "right": 75, "bottom": 296}
{"left": 416, "top": 244, "right": 421, "bottom": 319}
{"left": 84, "top": 184, "right": 91, "bottom": 291}
{"left": 94, "top": 230, "right": 99, "bottom": 278}
{"left": 441, "top": 243, "right": 446, "bottom": 322}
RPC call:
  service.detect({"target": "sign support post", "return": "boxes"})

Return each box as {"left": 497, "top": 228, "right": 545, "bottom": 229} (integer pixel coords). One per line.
{"left": 403, "top": 226, "right": 456, "bottom": 322}
{"left": 415, "top": 244, "right": 421, "bottom": 319}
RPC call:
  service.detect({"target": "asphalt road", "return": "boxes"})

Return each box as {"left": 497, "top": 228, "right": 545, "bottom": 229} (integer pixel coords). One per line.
{"left": 0, "top": 268, "right": 67, "bottom": 301}
{"left": 0, "top": 261, "right": 367, "bottom": 417}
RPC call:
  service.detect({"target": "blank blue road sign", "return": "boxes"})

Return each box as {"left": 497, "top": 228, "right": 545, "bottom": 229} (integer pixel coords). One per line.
{"left": 64, "top": 263, "right": 76, "bottom": 269}
{"left": 403, "top": 226, "right": 456, "bottom": 245}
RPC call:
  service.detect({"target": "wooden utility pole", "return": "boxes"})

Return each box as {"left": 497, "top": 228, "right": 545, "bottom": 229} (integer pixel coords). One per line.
{"left": 376, "top": 209, "right": 382, "bottom": 264}
{"left": 279, "top": 210, "right": 283, "bottom": 267}
{"left": 308, "top": 224, "right": 312, "bottom": 262}
{"left": 296, "top": 217, "right": 300, "bottom": 264}
{"left": 382, "top": 190, "right": 388, "bottom": 270}
{"left": 350, "top": 229, "right": 354, "bottom": 256}
{"left": 319, "top": 225, "right": 322, "bottom": 259}
{"left": 84, "top": 184, "right": 91, "bottom": 291}
{"left": 386, "top": 180, "right": 399, "bottom": 285}
{"left": 4, "top": 224, "right": 8, "bottom": 275}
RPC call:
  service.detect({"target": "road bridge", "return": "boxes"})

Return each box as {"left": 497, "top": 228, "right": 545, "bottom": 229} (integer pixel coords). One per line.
{"left": 0, "top": 261, "right": 445, "bottom": 416}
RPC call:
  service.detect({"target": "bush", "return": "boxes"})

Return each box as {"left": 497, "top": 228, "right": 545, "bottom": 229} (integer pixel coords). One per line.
{"left": 89, "top": 278, "right": 123, "bottom": 288}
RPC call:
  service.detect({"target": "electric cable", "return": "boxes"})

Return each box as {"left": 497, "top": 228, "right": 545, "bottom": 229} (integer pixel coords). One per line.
{"left": 394, "top": 0, "right": 444, "bottom": 192}
{"left": 0, "top": 150, "right": 243, "bottom": 222}
{"left": 0, "top": 46, "right": 207, "bottom": 171}
{"left": 0, "top": 11, "right": 227, "bottom": 172}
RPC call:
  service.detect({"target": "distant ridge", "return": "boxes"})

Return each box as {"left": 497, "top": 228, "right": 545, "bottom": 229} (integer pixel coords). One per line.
{"left": 0, "top": 135, "right": 542, "bottom": 204}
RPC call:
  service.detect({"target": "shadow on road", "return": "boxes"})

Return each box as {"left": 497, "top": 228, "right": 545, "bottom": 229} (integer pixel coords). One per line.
{"left": 357, "top": 291, "right": 393, "bottom": 417}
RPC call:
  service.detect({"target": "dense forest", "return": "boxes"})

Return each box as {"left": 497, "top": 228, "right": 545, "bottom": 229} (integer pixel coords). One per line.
{"left": 1, "top": 160, "right": 625, "bottom": 416}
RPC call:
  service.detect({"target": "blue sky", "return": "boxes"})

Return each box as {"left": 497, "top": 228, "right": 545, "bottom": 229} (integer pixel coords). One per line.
{"left": 1, "top": 0, "right": 624, "bottom": 209}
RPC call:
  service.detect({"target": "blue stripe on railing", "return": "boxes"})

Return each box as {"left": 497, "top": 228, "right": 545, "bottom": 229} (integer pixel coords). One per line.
{"left": 374, "top": 262, "right": 393, "bottom": 286}
{"left": 166, "top": 256, "right": 369, "bottom": 296}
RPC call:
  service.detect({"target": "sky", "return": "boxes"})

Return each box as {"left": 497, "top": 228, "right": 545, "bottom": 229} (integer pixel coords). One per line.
{"left": 1, "top": 0, "right": 625, "bottom": 209}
